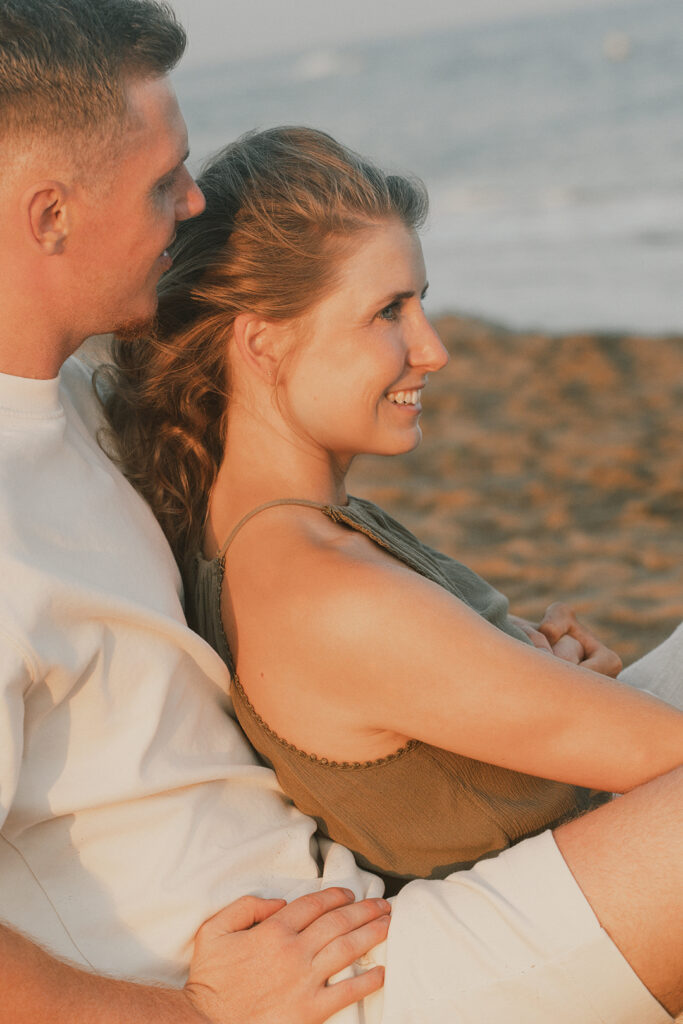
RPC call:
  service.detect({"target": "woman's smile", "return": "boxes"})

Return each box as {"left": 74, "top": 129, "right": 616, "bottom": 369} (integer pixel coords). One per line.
{"left": 277, "top": 219, "right": 448, "bottom": 468}
{"left": 386, "top": 386, "right": 424, "bottom": 407}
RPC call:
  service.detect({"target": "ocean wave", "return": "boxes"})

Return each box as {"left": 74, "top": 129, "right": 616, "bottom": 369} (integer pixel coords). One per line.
{"left": 291, "top": 48, "right": 363, "bottom": 81}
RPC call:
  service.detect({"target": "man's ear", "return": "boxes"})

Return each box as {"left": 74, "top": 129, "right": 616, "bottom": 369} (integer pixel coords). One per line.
{"left": 232, "top": 312, "right": 286, "bottom": 383}
{"left": 24, "top": 181, "right": 70, "bottom": 255}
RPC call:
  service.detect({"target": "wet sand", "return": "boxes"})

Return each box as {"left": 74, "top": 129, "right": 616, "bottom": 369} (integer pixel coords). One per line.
{"left": 348, "top": 315, "right": 683, "bottom": 666}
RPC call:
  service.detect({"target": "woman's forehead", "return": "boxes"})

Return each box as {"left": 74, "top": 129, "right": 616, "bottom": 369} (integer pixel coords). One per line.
{"left": 334, "top": 222, "right": 425, "bottom": 293}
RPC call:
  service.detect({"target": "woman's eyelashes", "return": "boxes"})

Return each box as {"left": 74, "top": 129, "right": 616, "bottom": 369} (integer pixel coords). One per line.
{"left": 377, "top": 287, "right": 429, "bottom": 322}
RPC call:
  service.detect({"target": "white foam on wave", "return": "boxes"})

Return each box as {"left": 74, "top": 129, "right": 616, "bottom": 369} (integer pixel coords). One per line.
{"left": 291, "top": 49, "right": 362, "bottom": 81}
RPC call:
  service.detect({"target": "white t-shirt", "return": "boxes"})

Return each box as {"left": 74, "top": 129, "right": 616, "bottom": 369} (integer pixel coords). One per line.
{"left": 0, "top": 356, "right": 378, "bottom": 988}
{"left": 2, "top": 355, "right": 677, "bottom": 1024}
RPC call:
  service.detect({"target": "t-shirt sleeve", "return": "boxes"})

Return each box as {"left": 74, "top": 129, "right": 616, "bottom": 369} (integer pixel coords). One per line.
{"left": 0, "top": 626, "right": 34, "bottom": 829}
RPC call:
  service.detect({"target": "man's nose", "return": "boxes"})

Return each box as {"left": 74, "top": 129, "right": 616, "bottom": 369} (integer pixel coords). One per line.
{"left": 177, "top": 168, "right": 206, "bottom": 221}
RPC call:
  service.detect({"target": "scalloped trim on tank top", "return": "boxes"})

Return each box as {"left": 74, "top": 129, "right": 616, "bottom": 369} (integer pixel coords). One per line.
{"left": 231, "top": 673, "right": 419, "bottom": 771}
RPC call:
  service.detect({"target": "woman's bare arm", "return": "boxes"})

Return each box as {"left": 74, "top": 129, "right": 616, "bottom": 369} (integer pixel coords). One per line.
{"left": 238, "top": 531, "right": 682, "bottom": 794}
{"left": 331, "top": 559, "right": 682, "bottom": 790}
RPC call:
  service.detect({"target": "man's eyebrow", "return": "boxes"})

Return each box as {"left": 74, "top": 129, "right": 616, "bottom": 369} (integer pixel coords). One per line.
{"left": 155, "top": 149, "right": 190, "bottom": 186}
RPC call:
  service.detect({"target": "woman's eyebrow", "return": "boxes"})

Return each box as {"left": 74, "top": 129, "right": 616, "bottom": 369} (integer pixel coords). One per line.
{"left": 374, "top": 283, "right": 430, "bottom": 307}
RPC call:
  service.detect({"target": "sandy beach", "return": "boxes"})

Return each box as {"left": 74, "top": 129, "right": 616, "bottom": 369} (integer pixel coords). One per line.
{"left": 348, "top": 314, "right": 683, "bottom": 667}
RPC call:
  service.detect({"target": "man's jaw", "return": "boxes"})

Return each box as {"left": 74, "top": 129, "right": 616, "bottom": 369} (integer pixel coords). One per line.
{"left": 113, "top": 311, "right": 158, "bottom": 343}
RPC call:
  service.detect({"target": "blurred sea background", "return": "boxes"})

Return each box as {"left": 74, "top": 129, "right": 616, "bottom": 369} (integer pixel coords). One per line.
{"left": 171, "top": 0, "right": 683, "bottom": 660}
{"left": 175, "top": 0, "right": 683, "bottom": 333}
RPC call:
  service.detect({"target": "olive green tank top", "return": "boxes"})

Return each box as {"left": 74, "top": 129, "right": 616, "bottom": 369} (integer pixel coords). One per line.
{"left": 187, "top": 495, "right": 598, "bottom": 884}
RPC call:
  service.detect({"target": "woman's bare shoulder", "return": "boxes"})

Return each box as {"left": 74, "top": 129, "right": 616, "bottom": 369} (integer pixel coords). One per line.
{"left": 222, "top": 505, "right": 418, "bottom": 758}
{"left": 227, "top": 503, "right": 426, "bottom": 620}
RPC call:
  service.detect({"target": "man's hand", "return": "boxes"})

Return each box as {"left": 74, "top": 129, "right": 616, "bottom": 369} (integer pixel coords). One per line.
{"left": 0, "top": 891, "right": 388, "bottom": 1024}
{"left": 510, "top": 602, "right": 622, "bottom": 677}
{"left": 182, "top": 888, "right": 390, "bottom": 1024}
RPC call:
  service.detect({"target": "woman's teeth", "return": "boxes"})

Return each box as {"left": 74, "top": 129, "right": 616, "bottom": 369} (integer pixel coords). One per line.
{"left": 387, "top": 389, "right": 421, "bottom": 405}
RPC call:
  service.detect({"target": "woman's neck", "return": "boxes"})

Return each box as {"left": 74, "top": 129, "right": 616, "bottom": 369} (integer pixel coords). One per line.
{"left": 205, "top": 406, "right": 349, "bottom": 558}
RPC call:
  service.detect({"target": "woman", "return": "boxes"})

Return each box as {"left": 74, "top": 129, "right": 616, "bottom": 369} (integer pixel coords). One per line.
{"left": 100, "top": 125, "right": 682, "bottom": 886}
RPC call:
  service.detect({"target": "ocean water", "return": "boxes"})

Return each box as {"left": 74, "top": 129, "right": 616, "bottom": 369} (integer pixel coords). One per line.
{"left": 174, "top": 0, "right": 683, "bottom": 333}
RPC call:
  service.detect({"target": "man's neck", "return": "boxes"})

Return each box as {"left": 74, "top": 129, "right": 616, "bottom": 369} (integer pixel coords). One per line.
{"left": 0, "top": 309, "right": 79, "bottom": 380}
{"left": 0, "top": 352, "right": 69, "bottom": 381}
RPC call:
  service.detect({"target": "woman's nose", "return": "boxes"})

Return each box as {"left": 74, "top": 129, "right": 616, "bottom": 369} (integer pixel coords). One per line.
{"left": 408, "top": 315, "right": 449, "bottom": 372}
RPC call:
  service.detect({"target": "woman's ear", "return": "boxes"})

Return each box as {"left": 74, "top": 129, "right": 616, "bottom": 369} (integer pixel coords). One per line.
{"left": 24, "top": 181, "right": 70, "bottom": 255}
{"left": 232, "top": 312, "right": 286, "bottom": 383}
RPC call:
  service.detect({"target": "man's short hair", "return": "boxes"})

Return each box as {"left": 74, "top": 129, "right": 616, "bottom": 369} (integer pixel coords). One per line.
{"left": 0, "top": 0, "right": 186, "bottom": 147}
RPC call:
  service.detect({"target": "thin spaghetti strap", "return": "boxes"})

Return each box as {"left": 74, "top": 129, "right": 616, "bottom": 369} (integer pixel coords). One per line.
{"left": 217, "top": 498, "right": 330, "bottom": 559}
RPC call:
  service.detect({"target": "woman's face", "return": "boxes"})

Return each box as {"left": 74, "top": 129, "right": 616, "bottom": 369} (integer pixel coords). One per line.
{"left": 278, "top": 218, "right": 449, "bottom": 469}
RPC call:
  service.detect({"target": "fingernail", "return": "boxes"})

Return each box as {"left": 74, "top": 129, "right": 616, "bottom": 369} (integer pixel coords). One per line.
{"left": 376, "top": 899, "right": 391, "bottom": 912}
{"left": 342, "top": 888, "right": 356, "bottom": 899}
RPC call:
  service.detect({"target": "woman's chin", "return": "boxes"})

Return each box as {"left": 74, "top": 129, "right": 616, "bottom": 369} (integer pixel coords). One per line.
{"left": 400, "top": 421, "right": 423, "bottom": 448}
{"left": 373, "top": 427, "right": 423, "bottom": 457}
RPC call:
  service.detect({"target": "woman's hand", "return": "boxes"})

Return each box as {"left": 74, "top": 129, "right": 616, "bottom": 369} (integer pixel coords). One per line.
{"left": 509, "top": 603, "right": 623, "bottom": 677}
{"left": 183, "top": 888, "right": 389, "bottom": 1024}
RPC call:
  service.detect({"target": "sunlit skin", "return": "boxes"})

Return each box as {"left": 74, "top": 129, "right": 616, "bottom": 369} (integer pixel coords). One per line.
{"left": 0, "top": 75, "right": 396, "bottom": 1022}
{"left": 68, "top": 75, "right": 206, "bottom": 342}
{"left": 0, "top": 75, "right": 205, "bottom": 379}
{"left": 274, "top": 220, "right": 450, "bottom": 487}
{"left": 206, "top": 216, "right": 683, "bottom": 794}
{"left": 210, "top": 219, "right": 449, "bottom": 522}
{"left": 205, "top": 223, "right": 683, "bottom": 1018}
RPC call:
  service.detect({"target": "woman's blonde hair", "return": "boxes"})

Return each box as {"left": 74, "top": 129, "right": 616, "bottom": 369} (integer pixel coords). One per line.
{"left": 100, "top": 126, "right": 429, "bottom": 562}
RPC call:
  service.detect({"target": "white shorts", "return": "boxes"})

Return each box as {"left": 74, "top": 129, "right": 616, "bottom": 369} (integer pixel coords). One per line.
{"left": 619, "top": 622, "right": 683, "bottom": 711}
{"left": 360, "top": 829, "right": 672, "bottom": 1024}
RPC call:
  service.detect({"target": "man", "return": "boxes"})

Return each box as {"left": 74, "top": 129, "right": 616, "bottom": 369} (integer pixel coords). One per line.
{"left": 0, "top": 3, "right": 388, "bottom": 1020}
{"left": 0, "top": 2, "right": 680, "bottom": 1022}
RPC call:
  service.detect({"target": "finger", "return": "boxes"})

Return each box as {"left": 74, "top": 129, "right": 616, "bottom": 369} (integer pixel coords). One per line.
{"left": 540, "top": 603, "right": 607, "bottom": 657}
{"left": 581, "top": 648, "right": 623, "bottom": 677}
{"left": 313, "top": 913, "right": 390, "bottom": 979}
{"left": 537, "top": 602, "right": 577, "bottom": 645}
{"left": 551, "top": 634, "right": 584, "bottom": 664}
{"left": 322, "top": 965, "right": 385, "bottom": 1018}
{"left": 305, "top": 898, "right": 391, "bottom": 955}
{"left": 515, "top": 622, "right": 553, "bottom": 653}
{"left": 273, "top": 887, "right": 355, "bottom": 933}
{"left": 198, "top": 895, "right": 287, "bottom": 937}
{"left": 557, "top": 621, "right": 621, "bottom": 671}
{"left": 574, "top": 630, "right": 609, "bottom": 658}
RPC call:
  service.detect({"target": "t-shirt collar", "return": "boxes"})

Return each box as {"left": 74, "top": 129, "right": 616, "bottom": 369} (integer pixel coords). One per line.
{"left": 0, "top": 369, "right": 62, "bottom": 417}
